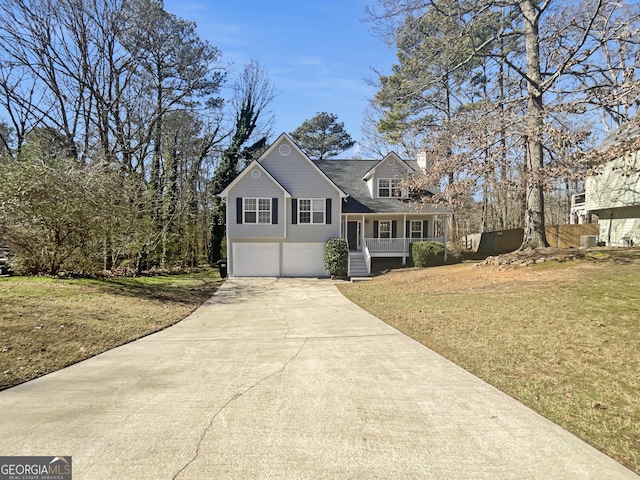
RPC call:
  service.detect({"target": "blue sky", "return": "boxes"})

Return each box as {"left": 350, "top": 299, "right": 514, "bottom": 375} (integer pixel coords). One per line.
{"left": 162, "top": 0, "right": 397, "bottom": 157}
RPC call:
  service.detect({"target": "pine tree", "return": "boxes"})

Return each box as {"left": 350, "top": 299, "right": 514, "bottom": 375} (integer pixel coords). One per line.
{"left": 290, "top": 112, "right": 355, "bottom": 159}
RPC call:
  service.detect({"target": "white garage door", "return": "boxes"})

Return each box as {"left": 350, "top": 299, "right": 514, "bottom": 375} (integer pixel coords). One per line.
{"left": 283, "top": 243, "right": 329, "bottom": 277}
{"left": 232, "top": 243, "right": 280, "bottom": 277}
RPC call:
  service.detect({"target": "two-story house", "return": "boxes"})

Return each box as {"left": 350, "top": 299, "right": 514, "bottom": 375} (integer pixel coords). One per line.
{"left": 585, "top": 121, "right": 640, "bottom": 246}
{"left": 219, "top": 133, "right": 453, "bottom": 277}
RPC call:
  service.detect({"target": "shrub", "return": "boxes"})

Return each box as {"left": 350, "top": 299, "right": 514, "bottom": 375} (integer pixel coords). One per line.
{"left": 0, "top": 156, "right": 110, "bottom": 274}
{"left": 0, "top": 153, "right": 155, "bottom": 275}
{"left": 324, "top": 238, "right": 348, "bottom": 277}
{"left": 444, "top": 242, "right": 464, "bottom": 265}
{"left": 411, "top": 241, "right": 445, "bottom": 267}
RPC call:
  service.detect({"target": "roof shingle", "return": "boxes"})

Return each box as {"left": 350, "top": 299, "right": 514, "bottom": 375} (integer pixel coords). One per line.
{"left": 314, "top": 159, "right": 452, "bottom": 214}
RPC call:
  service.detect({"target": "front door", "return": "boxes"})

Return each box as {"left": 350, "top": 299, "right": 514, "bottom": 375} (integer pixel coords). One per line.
{"left": 347, "top": 221, "right": 361, "bottom": 251}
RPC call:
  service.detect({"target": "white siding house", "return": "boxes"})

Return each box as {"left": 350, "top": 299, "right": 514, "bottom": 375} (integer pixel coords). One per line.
{"left": 585, "top": 122, "right": 640, "bottom": 247}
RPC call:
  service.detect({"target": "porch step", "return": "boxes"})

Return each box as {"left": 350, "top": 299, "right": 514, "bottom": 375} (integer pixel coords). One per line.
{"left": 349, "top": 254, "right": 369, "bottom": 277}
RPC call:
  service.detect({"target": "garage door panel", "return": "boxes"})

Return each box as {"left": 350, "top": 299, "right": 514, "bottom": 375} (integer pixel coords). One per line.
{"left": 232, "top": 243, "right": 279, "bottom": 277}
{"left": 283, "top": 243, "right": 329, "bottom": 277}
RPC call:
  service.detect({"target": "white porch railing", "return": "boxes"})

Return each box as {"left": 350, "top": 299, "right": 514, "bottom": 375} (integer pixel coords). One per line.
{"left": 364, "top": 237, "right": 445, "bottom": 253}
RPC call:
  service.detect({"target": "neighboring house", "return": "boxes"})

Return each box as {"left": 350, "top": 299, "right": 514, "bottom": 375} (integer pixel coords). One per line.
{"left": 584, "top": 122, "right": 640, "bottom": 247}
{"left": 569, "top": 192, "right": 587, "bottom": 225}
{"left": 219, "top": 133, "right": 453, "bottom": 277}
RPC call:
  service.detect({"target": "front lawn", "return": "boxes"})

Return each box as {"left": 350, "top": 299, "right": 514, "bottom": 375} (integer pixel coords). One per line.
{"left": 339, "top": 248, "right": 640, "bottom": 474}
{"left": 0, "top": 270, "right": 222, "bottom": 390}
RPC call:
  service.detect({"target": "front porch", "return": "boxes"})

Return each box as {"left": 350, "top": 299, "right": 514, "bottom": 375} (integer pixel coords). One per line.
{"left": 347, "top": 237, "right": 446, "bottom": 277}
{"left": 342, "top": 214, "right": 448, "bottom": 278}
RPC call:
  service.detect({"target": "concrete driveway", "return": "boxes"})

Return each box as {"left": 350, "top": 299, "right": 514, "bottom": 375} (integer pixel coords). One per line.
{"left": 0, "top": 278, "right": 637, "bottom": 479}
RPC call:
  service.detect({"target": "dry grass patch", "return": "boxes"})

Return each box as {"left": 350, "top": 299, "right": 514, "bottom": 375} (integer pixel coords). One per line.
{"left": 0, "top": 270, "right": 222, "bottom": 390}
{"left": 339, "top": 248, "right": 640, "bottom": 474}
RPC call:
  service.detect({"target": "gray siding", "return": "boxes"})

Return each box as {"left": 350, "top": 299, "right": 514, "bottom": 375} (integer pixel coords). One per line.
{"left": 374, "top": 160, "right": 411, "bottom": 180}
{"left": 226, "top": 166, "right": 285, "bottom": 239}
{"left": 287, "top": 197, "right": 341, "bottom": 242}
{"left": 261, "top": 139, "right": 341, "bottom": 242}
{"left": 366, "top": 158, "right": 413, "bottom": 197}
{"left": 262, "top": 146, "right": 338, "bottom": 198}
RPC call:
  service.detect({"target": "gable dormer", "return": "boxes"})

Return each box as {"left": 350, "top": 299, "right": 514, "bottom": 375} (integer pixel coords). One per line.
{"left": 362, "top": 152, "right": 415, "bottom": 199}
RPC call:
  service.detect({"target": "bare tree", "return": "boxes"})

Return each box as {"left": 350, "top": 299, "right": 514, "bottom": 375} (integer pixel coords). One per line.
{"left": 367, "top": 0, "right": 640, "bottom": 248}
{"left": 120, "top": 0, "right": 224, "bottom": 220}
{"left": 209, "top": 60, "right": 277, "bottom": 263}
{"left": 0, "top": 0, "right": 85, "bottom": 158}
{"left": 0, "top": 0, "right": 232, "bottom": 273}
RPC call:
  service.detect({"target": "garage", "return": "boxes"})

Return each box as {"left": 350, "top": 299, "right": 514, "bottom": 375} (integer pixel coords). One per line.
{"left": 282, "top": 243, "right": 329, "bottom": 277}
{"left": 230, "top": 242, "right": 329, "bottom": 277}
{"left": 231, "top": 243, "right": 280, "bottom": 277}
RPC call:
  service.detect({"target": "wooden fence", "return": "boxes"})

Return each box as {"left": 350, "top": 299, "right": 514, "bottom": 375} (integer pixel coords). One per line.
{"left": 544, "top": 224, "right": 600, "bottom": 248}
{"left": 476, "top": 224, "right": 601, "bottom": 254}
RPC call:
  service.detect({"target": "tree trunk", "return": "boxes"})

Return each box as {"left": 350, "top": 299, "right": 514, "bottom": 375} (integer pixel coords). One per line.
{"left": 151, "top": 73, "right": 164, "bottom": 223}
{"left": 498, "top": 30, "right": 509, "bottom": 230}
{"left": 519, "top": 0, "right": 549, "bottom": 250}
{"left": 104, "top": 231, "right": 113, "bottom": 271}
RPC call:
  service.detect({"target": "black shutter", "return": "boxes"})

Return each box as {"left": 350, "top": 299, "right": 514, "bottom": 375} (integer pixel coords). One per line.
{"left": 392, "top": 220, "right": 397, "bottom": 238}
{"left": 423, "top": 220, "right": 429, "bottom": 239}
{"left": 236, "top": 197, "right": 243, "bottom": 224}
{"left": 272, "top": 198, "right": 278, "bottom": 224}
{"left": 325, "top": 198, "right": 332, "bottom": 224}
{"left": 373, "top": 220, "right": 379, "bottom": 238}
{"left": 291, "top": 198, "right": 297, "bottom": 224}
{"left": 405, "top": 220, "right": 410, "bottom": 239}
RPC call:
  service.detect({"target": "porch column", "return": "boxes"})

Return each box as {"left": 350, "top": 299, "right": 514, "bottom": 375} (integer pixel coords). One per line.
{"left": 362, "top": 213, "right": 366, "bottom": 253}
{"left": 403, "top": 214, "right": 407, "bottom": 265}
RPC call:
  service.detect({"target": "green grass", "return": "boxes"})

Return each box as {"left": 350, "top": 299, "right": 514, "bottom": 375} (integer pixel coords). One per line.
{"left": 339, "top": 249, "right": 640, "bottom": 474}
{"left": 0, "top": 270, "right": 223, "bottom": 390}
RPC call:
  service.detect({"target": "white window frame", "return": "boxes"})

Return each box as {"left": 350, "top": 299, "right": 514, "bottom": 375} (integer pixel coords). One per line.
{"left": 378, "top": 178, "right": 403, "bottom": 198}
{"left": 244, "top": 197, "right": 271, "bottom": 224}
{"left": 410, "top": 220, "right": 423, "bottom": 239}
{"left": 298, "top": 198, "right": 325, "bottom": 224}
{"left": 378, "top": 220, "right": 391, "bottom": 239}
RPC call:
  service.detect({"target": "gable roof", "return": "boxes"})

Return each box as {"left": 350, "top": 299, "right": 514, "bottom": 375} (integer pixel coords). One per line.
{"left": 218, "top": 160, "right": 291, "bottom": 198}
{"left": 596, "top": 118, "right": 640, "bottom": 153}
{"left": 259, "top": 133, "right": 347, "bottom": 198}
{"left": 218, "top": 134, "right": 452, "bottom": 214}
{"left": 361, "top": 152, "right": 415, "bottom": 181}
{"left": 315, "top": 159, "right": 452, "bottom": 214}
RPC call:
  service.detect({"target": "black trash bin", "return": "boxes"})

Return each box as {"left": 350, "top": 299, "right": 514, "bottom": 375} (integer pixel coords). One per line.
{"left": 216, "top": 259, "right": 227, "bottom": 278}
{"left": 0, "top": 247, "right": 10, "bottom": 276}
